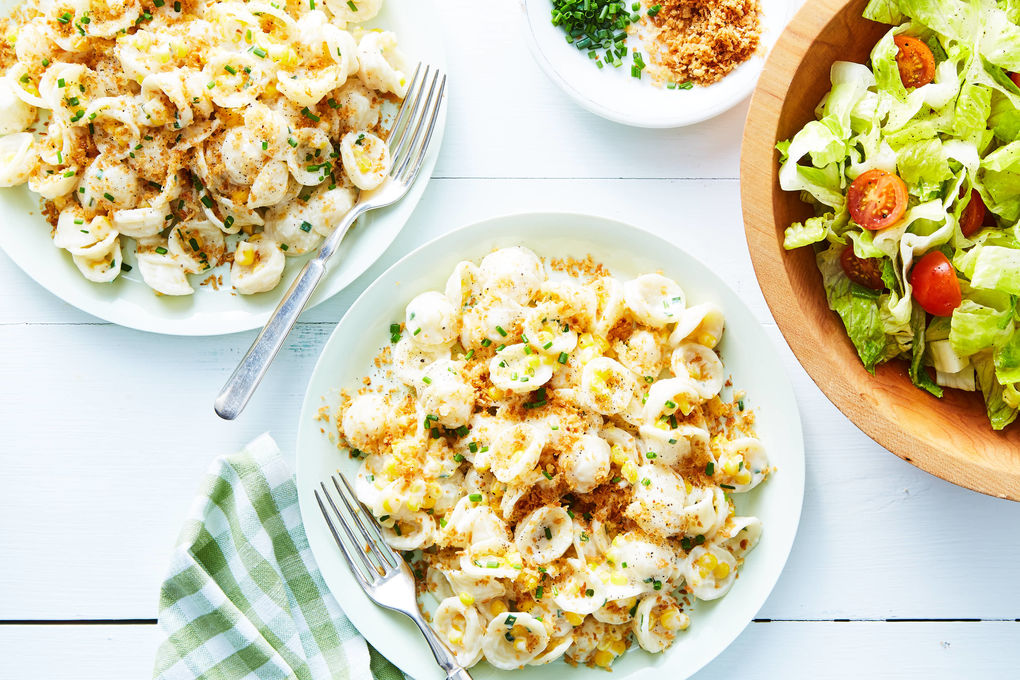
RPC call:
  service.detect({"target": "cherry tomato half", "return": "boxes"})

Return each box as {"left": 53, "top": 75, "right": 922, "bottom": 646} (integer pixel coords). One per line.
{"left": 840, "top": 245, "right": 886, "bottom": 290}
{"left": 848, "top": 169, "right": 909, "bottom": 230}
{"left": 910, "top": 251, "right": 962, "bottom": 317}
{"left": 1010, "top": 72, "right": 1020, "bottom": 89}
{"left": 960, "top": 189, "right": 987, "bottom": 238}
{"left": 895, "top": 35, "right": 936, "bottom": 89}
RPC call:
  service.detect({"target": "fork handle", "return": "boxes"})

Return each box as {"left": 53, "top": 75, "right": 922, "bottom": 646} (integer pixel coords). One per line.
{"left": 411, "top": 615, "right": 474, "bottom": 680}
{"left": 214, "top": 206, "right": 365, "bottom": 420}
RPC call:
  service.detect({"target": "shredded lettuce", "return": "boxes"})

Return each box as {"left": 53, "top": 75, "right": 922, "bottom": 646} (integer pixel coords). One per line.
{"left": 818, "top": 245, "right": 890, "bottom": 371}
{"left": 779, "top": 0, "right": 1020, "bottom": 429}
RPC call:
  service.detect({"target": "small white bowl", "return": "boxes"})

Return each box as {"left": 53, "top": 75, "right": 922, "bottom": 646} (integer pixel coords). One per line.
{"left": 520, "top": 0, "right": 792, "bottom": 128}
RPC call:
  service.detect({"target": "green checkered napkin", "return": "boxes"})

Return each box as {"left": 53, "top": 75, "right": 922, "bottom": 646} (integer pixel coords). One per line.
{"left": 154, "top": 433, "right": 402, "bottom": 680}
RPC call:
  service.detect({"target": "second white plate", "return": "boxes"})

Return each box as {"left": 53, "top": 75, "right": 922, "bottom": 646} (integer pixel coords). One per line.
{"left": 296, "top": 212, "right": 805, "bottom": 680}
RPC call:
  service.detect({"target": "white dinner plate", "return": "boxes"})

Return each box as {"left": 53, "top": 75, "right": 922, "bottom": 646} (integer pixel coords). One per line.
{"left": 0, "top": 0, "right": 446, "bottom": 336}
{"left": 296, "top": 212, "right": 805, "bottom": 680}
{"left": 520, "top": 0, "right": 792, "bottom": 128}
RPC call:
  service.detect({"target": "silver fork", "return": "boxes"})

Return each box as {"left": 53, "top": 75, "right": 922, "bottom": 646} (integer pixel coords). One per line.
{"left": 315, "top": 473, "right": 473, "bottom": 680}
{"left": 215, "top": 65, "right": 446, "bottom": 420}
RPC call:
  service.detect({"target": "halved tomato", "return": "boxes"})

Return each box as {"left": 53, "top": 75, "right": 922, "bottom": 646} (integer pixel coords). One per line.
{"left": 960, "top": 189, "right": 987, "bottom": 238}
{"left": 895, "top": 35, "right": 936, "bottom": 88}
{"left": 848, "top": 169, "right": 909, "bottom": 230}
{"left": 840, "top": 245, "right": 885, "bottom": 290}
{"left": 910, "top": 251, "right": 962, "bottom": 317}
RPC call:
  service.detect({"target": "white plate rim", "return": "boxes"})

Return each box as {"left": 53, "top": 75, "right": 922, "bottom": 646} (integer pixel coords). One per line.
{"left": 0, "top": 0, "right": 446, "bottom": 336}
{"left": 296, "top": 210, "right": 805, "bottom": 680}
{"left": 518, "top": 0, "right": 794, "bottom": 128}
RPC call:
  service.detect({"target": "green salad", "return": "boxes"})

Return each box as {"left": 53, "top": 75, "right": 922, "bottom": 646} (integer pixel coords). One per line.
{"left": 779, "top": 0, "right": 1020, "bottom": 430}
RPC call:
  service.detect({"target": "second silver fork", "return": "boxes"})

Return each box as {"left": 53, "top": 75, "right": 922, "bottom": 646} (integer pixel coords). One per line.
{"left": 215, "top": 65, "right": 446, "bottom": 420}
{"left": 315, "top": 473, "right": 473, "bottom": 680}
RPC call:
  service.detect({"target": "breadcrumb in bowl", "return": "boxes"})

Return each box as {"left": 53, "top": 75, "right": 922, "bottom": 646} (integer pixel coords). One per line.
{"left": 645, "top": 0, "right": 763, "bottom": 86}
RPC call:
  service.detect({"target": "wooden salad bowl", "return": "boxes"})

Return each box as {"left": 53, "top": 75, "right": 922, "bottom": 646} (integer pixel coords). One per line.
{"left": 740, "top": 0, "right": 1020, "bottom": 500}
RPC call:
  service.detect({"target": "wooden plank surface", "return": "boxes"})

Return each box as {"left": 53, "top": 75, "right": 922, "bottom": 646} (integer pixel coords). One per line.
{"left": 4, "top": 621, "right": 1018, "bottom": 679}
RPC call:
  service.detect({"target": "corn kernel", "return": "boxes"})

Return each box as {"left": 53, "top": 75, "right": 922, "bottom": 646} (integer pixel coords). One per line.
{"left": 447, "top": 630, "right": 463, "bottom": 645}
{"left": 490, "top": 600, "right": 508, "bottom": 616}
{"left": 235, "top": 242, "right": 255, "bottom": 266}
{"left": 383, "top": 459, "right": 398, "bottom": 477}
{"left": 381, "top": 498, "right": 393, "bottom": 513}
{"left": 712, "top": 561, "right": 731, "bottom": 579}
{"left": 230, "top": 188, "right": 249, "bottom": 205}
{"left": 661, "top": 609, "right": 689, "bottom": 631}
{"left": 684, "top": 480, "right": 693, "bottom": 494}
{"left": 173, "top": 43, "right": 189, "bottom": 59}
{"left": 610, "top": 571, "right": 627, "bottom": 586}
{"left": 735, "top": 469, "right": 752, "bottom": 485}
{"left": 593, "top": 650, "right": 614, "bottom": 668}
{"left": 565, "top": 612, "right": 584, "bottom": 626}
{"left": 421, "top": 483, "right": 439, "bottom": 509}
{"left": 610, "top": 639, "right": 627, "bottom": 655}
{"left": 696, "top": 552, "right": 718, "bottom": 578}
{"left": 697, "top": 332, "right": 717, "bottom": 347}
{"left": 406, "top": 500, "right": 420, "bottom": 512}
{"left": 458, "top": 592, "right": 474, "bottom": 606}
{"left": 622, "top": 461, "right": 638, "bottom": 484}
{"left": 610, "top": 444, "right": 627, "bottom": 466}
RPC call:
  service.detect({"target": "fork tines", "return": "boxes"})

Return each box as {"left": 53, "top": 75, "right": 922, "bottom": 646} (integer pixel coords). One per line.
{"left": 385, "top": 63, "right": 447, "bottom": 185}
{"left": 315, "top": 473, "right": 400, "bottom": 587}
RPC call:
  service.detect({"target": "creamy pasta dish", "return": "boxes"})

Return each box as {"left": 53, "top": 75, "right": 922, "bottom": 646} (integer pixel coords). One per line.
{"left": 329, "top": 246, "right": 771, "bottom": 670}
{"left": 0, "top": 0, "right": 405, "bottom": 295}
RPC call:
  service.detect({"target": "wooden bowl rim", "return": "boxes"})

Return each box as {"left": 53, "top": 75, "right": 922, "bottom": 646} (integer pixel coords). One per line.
{"left": 740, "top": 0, "right": 1020, "bottom": 501}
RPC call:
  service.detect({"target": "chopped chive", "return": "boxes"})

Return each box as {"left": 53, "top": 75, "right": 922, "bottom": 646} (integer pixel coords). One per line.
{"left": 102, "top": 192, "right": 115, "bottom": 202}
{"left": 469, "top": 493, "right": 482, "bottom": 502}
{"left": 223, "top": 64, "right": 237, "bottom": 75}
{"left": 287, "top": 137, "right": 297, "bottom": 147}
{"left": 495, "top": 325, "right": 507, "bottom": 337}
{"left": 542, "top": 470, "right": 553, "bottom": 480}
{"left": 155, "top": 246, "right": 168, "bottom": 255}
{"left": 468, "top": 442, "right": 478, "bottom": 454}
{"left": 422, "top": 376, "right": 432, "bottom": 385}
{"left": 481, "top": 338, "right": 492, "bottom": 347}
{"left": 646, "top": 452, "right": 657, "bottom": 459}
{"left": 557, "top": 352, "right": 568, "bottom": 364}
{"left": 300, "top": 106, "right": 320, "bottom": 122}
{"left": 200, "top": 195, "right": 214, "bottom": 209}
{"left": 346, "top": 0, "right": 357, "bottom": 9}
{"left": 464, "top": 349, "right": 475, "bottom": 361}
{"left": 705, "top": 462, "right": 715, "bottom": 476}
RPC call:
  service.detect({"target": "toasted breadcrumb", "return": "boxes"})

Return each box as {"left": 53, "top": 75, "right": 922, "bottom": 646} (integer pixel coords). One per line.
{"left": 645, "top": 0, "right": 762, "bottom": 86}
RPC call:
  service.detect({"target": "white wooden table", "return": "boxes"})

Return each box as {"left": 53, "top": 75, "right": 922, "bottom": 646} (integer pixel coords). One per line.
{"left": 2, "top": 1, "right": 1019, "bottom": 676}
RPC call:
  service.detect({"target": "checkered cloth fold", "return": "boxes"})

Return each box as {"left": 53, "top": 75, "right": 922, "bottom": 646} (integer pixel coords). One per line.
{"left": 153, "top": 433, "right": 401, "bottom": 680}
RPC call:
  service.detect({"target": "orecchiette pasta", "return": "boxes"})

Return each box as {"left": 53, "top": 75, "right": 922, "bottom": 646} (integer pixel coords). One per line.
{"left": 330, "top": 247, "right": 770, "bottom": 670}
{"left": 0, "top": 0, "right": 408, "bottom": 298}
